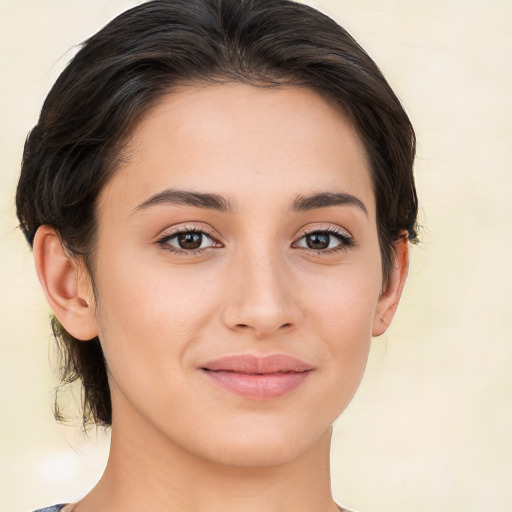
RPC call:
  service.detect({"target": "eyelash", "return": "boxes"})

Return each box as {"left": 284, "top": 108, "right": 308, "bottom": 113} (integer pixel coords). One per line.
{"left": 156, "top": 226, "right": 221, "bottom": 256}
{"left": 292, "top": 226, "right": 355, "bottom": 254}
{"left": 156, "top": 225, "right": 354, "bottom": 256}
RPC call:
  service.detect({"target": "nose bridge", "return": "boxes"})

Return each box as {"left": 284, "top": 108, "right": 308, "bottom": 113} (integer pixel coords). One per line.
{"left": 245, "top": 247, "right": 286, "bottom": 304}
{"left": 222, "top": 242, "right": 301, "bottom": 336}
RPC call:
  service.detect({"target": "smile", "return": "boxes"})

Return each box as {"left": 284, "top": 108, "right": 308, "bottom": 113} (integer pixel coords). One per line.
{"left": 201, "top": 354, "right": 314, "bottom": 400}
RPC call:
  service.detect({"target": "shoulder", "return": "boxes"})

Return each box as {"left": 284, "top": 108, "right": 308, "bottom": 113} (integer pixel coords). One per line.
{"left": 31, "top": 505, "right": 67, "bottom": 512}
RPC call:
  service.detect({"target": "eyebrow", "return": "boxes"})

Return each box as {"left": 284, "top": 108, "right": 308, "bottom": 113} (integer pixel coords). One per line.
{"left": 133, "top": 188, "right": 367, "bottom": 217}
{"left": 132, "top": 188, "right": 235, "bottom": 214}
{"left": 290, "top": 192, "right": 368, "bottom": 216}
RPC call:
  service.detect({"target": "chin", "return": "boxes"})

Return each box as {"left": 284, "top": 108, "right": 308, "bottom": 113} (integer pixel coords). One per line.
{"left": 207, "top": 442, "right": 310, "bottom": 468}
{"left": 193, "top": 418, "right": 333, "bottom": 468}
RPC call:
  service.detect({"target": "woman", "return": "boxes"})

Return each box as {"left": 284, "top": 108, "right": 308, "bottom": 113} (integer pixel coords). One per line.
{"left": 16, "top": 0, "right": 418, "bottom": 510}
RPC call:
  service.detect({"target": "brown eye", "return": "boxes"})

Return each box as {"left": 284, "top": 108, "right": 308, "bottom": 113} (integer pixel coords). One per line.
{"left": 177, "top": 232, "right": 203, "bottom": 250}
{"left": 294, "top": 229, "right": 353, "bottom": 252}
{"left": 305, "top": 233, "right": 330, "bottom": 250}
{"left": 160, "top": 230, "right": 217, "bottom": 252}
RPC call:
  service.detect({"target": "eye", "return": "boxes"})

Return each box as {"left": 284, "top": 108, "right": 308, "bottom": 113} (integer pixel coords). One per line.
{"left": 294, "top": 228, "right": 353, "bottom": 252}
{"left": 158, "top": 229, "right": 219, "bottom": 252}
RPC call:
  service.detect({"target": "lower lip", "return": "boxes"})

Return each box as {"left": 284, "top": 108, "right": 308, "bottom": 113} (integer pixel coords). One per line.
{"left": 202, "top": 370, "right": 312, "bottom": 400}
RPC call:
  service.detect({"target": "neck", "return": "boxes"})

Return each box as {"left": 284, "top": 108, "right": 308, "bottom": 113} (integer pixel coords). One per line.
{"left": 75, "top": 403, "right": 340, "bottom": 512}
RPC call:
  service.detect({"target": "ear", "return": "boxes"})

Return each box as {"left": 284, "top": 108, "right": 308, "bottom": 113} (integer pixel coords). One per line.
{"left": 33, "top": 225, "right": 98, "bottom": 341}
{"left": 372, "top": 234, "right": 409, "bottom": 337}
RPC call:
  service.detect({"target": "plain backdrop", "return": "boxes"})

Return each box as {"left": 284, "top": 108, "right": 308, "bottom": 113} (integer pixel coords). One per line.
{"left": 1, "top": 1, "right": 511, "bottom": 511}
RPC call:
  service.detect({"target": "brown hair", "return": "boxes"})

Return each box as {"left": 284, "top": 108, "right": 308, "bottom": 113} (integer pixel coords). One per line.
{"left": 16, "top": 0, "right": 417, "bottom": 426}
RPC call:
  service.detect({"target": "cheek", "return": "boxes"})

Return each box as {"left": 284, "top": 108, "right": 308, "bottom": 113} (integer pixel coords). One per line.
{"left": 305, "top": 262, "right": 382, "bottom": 335}
{"left": 300, "top": 262, "right": 381, "bottom": 395}
{"left": 91, "top": 254, "right": 221, "bottom": 369}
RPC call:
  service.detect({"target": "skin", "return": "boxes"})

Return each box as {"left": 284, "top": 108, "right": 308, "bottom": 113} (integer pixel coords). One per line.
{"left": 34, "top": 84, "right": 408, "bottom": 512}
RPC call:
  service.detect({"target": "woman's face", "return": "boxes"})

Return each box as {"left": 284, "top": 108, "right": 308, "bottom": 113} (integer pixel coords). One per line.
{"left": 85, "top": 83, "right": 398, "bottom": 466}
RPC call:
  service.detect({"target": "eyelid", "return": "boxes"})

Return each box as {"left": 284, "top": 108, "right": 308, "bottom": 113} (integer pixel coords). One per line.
{"left": 292, "top": 223, "right": 355, "bottom": 253}
{"left": 296, "top": 223, "right": 353, "bottom": 241}
{"left": 155, "top": 223, "right": 223, "bottom": 253}
{"left": 154, "top": 222, "right": 354, "bottom": 256}
{"left": 157, "top": 223, "right": 219, "bottom": 240}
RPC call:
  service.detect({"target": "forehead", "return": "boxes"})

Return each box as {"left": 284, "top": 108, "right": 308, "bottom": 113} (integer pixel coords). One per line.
{"left": 98, "top": 83, "right": 375, "bottom": 217}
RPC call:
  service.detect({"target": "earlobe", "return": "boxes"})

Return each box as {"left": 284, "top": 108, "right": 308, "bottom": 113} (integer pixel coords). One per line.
{"left": 372, "top": 234, "right": 409, "bottom": 337}
{"left": 33, "top": 225, "right": 98, "bottom": 341}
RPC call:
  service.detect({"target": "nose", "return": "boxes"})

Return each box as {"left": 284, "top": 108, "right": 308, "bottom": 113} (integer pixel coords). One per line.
{"left": 221, "top": 250, "right": 303, "bottom": 338}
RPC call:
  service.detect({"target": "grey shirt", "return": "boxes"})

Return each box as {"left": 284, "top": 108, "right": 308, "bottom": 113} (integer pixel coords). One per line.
{"left": 32, "top": 506, "right": 66, "bottom": 512}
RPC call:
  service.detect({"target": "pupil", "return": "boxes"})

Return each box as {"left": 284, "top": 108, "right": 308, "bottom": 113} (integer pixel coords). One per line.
{"left": 306, "top": 233, "right": 329, "bottom": 249}
{"left": 178, "top": 232, "right": 202, "bottom": 250}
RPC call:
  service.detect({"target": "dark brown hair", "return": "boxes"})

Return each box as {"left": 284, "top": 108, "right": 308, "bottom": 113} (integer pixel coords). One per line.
{"left": 16, "top": 0, "right": 418, "bottom": 426}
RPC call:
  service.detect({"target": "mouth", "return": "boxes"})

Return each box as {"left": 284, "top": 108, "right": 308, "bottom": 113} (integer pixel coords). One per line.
{"left": 200, "top": 354, "right": 314, "bottom": 400}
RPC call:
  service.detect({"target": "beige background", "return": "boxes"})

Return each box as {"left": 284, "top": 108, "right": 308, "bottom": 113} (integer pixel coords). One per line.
{"left": 1, "top": 1, "right": 511, "bottom": 511}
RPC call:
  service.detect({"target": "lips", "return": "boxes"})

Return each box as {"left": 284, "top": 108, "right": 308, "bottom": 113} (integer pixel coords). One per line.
{"left": 201, "top": 354, "right": 314, "bottom": 400}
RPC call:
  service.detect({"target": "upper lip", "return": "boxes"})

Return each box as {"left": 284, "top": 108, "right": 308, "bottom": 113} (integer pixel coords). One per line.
{"left": 201, "top": 354, "right": 314, "bottom": 374}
